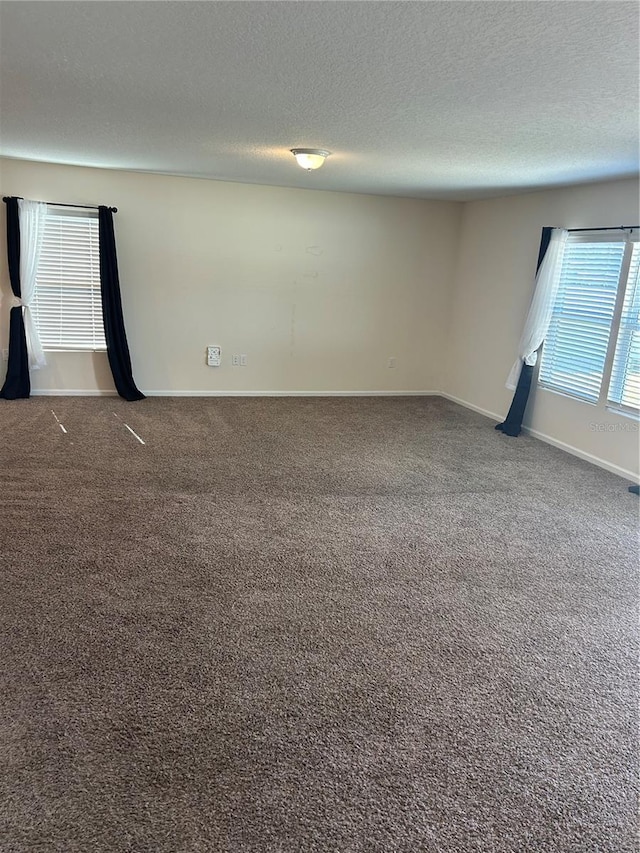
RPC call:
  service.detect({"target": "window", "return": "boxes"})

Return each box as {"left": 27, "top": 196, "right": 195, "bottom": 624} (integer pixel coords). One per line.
{"left": 539, "top": 231, "right": 639, "bottom": 415}
{"left": 609, "top": 245, "right": 640, "bottom": 410}
{"left": 31, "top": 208, "right": 106, "bottom": 351}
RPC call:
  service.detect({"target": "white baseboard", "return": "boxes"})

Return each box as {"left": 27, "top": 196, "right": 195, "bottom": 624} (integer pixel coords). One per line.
{"left": 440, "top": 392, "right": 503, "bottom": 422}
{"left": 29, "top": 388, "right": 439, "bottom": 397}
{"left": 137, "top": 389, "right": 441, "bottom": 397}
{"left": 440, "top": 392, "right": 638, "bottom": 483}
{"left": 522, "top": 425, "right": 638, "bottom": 483}
{"left": 31, "top": 389, "right": 118, "bottom": 396}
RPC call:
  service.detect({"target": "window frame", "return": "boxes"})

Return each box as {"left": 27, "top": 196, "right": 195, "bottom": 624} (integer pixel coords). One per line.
{"left": 31, "top": 205, "right": 107, "bottom": 353}
{"left": 606, "top": 240, "right": 640, "bottom": 416}
{"left": 537, "top": 229, "right": 639, "bottom": 418}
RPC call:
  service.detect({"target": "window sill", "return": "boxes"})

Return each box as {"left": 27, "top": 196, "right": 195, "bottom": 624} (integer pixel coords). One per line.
{"left": 605, "top": 405, "right": 640, "bottom": 422}
{"left": 537, "top": 384, "right": 597, "bottom": 406}
{"left": 538, "top": 384, "right": 640, "bottom": 421}
{"left": 43, "top": 348, "right": 108, "bottom": 354}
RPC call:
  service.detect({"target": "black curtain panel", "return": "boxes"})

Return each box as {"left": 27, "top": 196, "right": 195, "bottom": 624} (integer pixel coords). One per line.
{"left": 495, "top": 227, "right": 553, "bottom": 437}
{"left": 98, "top": 206, "right": 145, "bottom": 401}
{"left": 0, "top": 197, "right": 30, "bottom": 399}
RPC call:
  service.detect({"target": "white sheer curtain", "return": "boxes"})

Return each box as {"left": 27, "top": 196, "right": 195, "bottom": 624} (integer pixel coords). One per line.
{"left": 505, "top": 228, "right": 568, "bottom": 390}
{"left": 16, "top": 198, "right": 48, "bottom": 369}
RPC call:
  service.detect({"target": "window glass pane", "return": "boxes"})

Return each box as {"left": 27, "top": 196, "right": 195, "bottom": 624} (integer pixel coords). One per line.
{"left": 539, "top": 241, "right": 624, "bottom": 402}
{"left": 32, "top": 211, "right": 106, "bottom": 351}
{"left": 608, "top": 243, "right": 640, "bottom": 410}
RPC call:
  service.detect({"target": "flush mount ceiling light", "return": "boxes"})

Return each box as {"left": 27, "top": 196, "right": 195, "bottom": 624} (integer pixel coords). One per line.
{"left": 290, "top": 148, "right": 331, "bottom": 171}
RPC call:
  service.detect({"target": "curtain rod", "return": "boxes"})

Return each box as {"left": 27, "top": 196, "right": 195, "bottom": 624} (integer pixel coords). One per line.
{"left": 567, "top": 225, "right": 637, "bottom": 232}
{"left": 3, "top": 196, "right": 117, "bottom": 213}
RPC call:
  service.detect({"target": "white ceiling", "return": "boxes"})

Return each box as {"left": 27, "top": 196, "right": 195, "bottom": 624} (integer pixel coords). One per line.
{"left": 0, "top": 1, "right": 638, "bottom": 200}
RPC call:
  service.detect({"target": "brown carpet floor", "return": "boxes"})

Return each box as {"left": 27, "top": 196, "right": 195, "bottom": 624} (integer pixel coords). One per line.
{"left": 0, "top": 395, "right": 638, "bottom": 853}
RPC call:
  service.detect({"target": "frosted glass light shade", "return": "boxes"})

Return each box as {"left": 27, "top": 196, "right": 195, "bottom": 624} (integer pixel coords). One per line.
{"left": 291, "top": 149, "right": 331, "bottom": 170}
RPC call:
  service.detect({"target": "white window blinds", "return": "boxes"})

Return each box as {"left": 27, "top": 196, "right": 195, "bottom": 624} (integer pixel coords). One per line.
{"left": 608, "top": 243, "right": 640, "bottom": 411}
{"left": 31, "top": 209, "right": 106, "bottom": 351}
{"left": 539, "top": 240, "right": 624, "bottom": 403}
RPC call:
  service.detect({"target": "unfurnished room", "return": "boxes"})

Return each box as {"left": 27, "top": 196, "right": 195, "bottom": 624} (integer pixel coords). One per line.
{"left": 0, "top": 2, "right": 638, "bottom": 852}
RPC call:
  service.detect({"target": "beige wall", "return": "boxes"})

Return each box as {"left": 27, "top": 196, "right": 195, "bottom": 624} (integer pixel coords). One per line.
{"left": 0, "top": 158, "right": 460, "bottom": 395}
{"left": 1, "top": 158, "right": 638, "bottom": 478}
{"left": 443, "top": 178, "right": 640, "bottom": 479}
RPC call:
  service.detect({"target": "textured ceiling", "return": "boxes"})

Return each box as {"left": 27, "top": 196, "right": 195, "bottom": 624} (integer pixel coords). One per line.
{"left": 0, "top": 1, "right": 638, "bottom": 200}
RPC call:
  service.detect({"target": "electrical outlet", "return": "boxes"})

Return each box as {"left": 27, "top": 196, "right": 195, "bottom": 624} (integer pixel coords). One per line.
{"left": 232, "top": 354, "right": 240, "bottom": 366}
{"left": 207, "top": 345, "right": 221, "bottom": 367}
{"left": 240, "top": 354, "right": 247, "bottom": 366}
{"left": 387, "top": 357, "right": 396, "bottom": 368}
{"left": 1, "top": 349, "right": 8, "bottom": 361}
